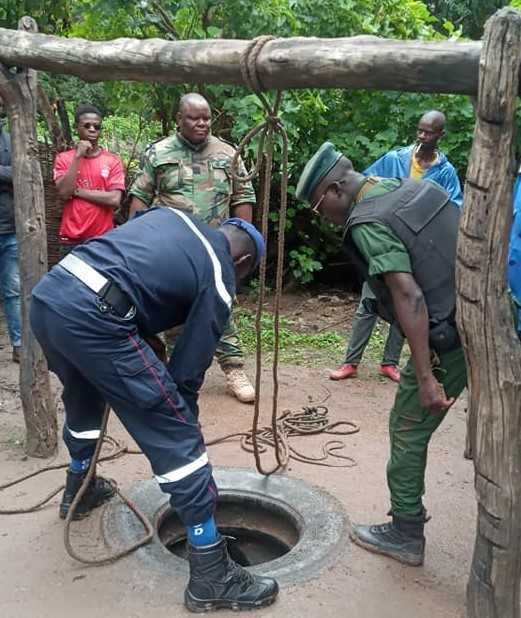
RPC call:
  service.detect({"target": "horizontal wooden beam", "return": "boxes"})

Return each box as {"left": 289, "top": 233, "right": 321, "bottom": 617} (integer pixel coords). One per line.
{"left": 0, "top": 27, "right": 486, "bottom": 95}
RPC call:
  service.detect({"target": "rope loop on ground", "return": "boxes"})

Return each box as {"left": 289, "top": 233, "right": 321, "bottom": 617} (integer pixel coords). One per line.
{"left": 206, "top": 405, "right": 360, "bottom": 468}
{"left": 63, "top": 405, "right": 154, "bottom": 565}
{"left": 0, "top": 406, "right": 153, "bottom": 565}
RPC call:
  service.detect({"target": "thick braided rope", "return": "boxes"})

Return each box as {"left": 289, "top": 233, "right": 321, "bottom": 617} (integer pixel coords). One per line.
{"left": 231, "top": 35, "right": 290, "bottom": 475}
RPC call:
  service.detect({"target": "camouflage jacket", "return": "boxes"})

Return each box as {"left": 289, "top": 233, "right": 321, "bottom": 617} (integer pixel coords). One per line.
{"left": 129, "top": 133, "right": 256, "bottom": 227}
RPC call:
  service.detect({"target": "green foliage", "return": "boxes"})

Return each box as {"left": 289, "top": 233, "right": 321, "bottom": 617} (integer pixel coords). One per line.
{"left": 0, "top": 0, "right": 72, "bottom": 33}
{"left": 426, "top": 1, "right": 509, "bottom": 39}
{"left": 39, "top": 73, "right": 107, "bottom": 114}
{"left": 100, "top": 113, "right": 163, "bottom": 176}
{"left": 289, "top": 247, "right": 323, "bottom": 285}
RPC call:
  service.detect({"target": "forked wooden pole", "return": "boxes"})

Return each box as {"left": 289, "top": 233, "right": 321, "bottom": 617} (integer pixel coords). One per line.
{"left": 456, "top": 8, "right": 521, "bottom": 617}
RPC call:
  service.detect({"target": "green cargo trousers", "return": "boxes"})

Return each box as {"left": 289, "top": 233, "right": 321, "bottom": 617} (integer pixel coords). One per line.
{"left": 387, "top": 347, "right": 467, "bottom": 517}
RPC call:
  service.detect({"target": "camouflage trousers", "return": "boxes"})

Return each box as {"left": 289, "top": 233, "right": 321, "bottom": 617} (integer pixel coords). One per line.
{"left": 164, "top": 311, "right": 244, "bottom": 370}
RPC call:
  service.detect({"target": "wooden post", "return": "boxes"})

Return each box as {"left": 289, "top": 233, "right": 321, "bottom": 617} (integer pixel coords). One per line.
{"left": 0, "top": 16, "right": 57, "bottom": 458}
{"left": 456, "top": 8, "right": 521, "bottom": 618}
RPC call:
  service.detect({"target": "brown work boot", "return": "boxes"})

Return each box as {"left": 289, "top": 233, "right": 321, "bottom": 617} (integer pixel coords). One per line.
{"left": 12, "top": 346, "right": 20, "bottom": 364}
{"left": 223, "top": 367, "right": 255, "bottom": 403}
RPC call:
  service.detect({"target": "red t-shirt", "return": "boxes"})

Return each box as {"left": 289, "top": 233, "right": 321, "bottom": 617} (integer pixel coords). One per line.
{"left": 54, "top": 149, "right": 125, "bottom": 242}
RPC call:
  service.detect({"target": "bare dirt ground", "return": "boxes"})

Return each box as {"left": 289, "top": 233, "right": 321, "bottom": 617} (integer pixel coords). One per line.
{"left": 0, "top": 300, "right": 474, "bottom": 618}
{"left": 238, "top": 286, "right": 360, "bottom": 334}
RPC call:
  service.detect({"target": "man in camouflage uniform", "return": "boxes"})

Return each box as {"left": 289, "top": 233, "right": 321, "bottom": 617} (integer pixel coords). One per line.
{"left": 129, "top": 93, "right": 256, "bottom": 403}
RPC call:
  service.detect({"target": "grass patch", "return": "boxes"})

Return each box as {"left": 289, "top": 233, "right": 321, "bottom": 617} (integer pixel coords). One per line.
{"left": 235, "top": 307, "right": 406, "bottom": 368}
{"left": 235, "top": 307, "right": 344, "bottom": 366}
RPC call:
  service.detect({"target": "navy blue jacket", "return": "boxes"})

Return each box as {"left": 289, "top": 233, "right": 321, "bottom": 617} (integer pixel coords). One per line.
{"left": 33, "top": 207, "right": 235, "bottom": 417}
{"left": 0, "top": 122, "right": 14, "bottom": 234}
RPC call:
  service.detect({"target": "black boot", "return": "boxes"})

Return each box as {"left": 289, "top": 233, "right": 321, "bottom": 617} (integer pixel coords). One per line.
{"left": 185, "top": 536, "right": 279, "bottom": 613}
{"left": 59, "top": 469, "right": 115, "bottom": 520}
{"left": 349, "top": 511, "right": 426, "bottom": 566}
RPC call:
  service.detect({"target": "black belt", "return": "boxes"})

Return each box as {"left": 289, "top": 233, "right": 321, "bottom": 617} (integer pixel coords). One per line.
{"left": 58, "top": 253, "right": 136, "bottom": 320}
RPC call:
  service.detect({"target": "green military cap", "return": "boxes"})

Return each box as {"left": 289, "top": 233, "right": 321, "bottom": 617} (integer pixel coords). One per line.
{"left": 296, "top": 141, "right": 343, "bottom": 204}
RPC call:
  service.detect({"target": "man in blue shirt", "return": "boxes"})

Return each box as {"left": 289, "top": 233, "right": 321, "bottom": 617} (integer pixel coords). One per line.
{"left": 29, "top": 208, "right": 278, "bottom": 612}
{"left": 330, "top": 111, "right": 463, "bottom": 384}
{"left": 364, "top": 111, "right": 463, "bottom": 206}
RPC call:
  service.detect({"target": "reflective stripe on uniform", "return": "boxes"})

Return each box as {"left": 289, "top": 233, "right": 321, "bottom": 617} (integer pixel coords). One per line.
{"left": 155, "top": 452, "right": 209, "bottom": 484}
{"left": 59, "top": 253, "right": 109, "bottom": 294}
{"left": 66, "top": 427, "right": 101, "bottom": 440}
{"left": 167, "top": 208, "right": 232, "bottom": 309}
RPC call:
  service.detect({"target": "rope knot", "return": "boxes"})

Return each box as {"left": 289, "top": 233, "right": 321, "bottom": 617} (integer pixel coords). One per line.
{"left": 240, "top": 34, "right": 276, "bottom": 95}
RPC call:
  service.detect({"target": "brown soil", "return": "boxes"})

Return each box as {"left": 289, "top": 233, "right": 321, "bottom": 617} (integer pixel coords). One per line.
{"left": 0, "top": 305, "right": 473, "bottom": 618}
{"left": 237, "top": 287, "right": 360, "bottom": 334}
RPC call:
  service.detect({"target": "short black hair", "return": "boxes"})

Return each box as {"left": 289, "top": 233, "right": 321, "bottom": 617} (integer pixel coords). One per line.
{"left": 178, "top": 93, "right": 211, "bottom": 115}
{"left": 75, "top": 104, "right": 103, "bottom": 125}
{"left": 220, "top": 224, "right": 257, "bottom": 272}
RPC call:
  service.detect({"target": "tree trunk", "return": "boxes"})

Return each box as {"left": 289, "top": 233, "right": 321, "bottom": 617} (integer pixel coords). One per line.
{"left": 0, "top": 27, "right": 490, "bottom": 95}
{"left": 36, "top": 83, "right": 68, "bottom": 152}
{"left": 456, "top": 8, "right": 521, "bottom": 618}
{"left": 0, "top": 16, "right": 57, "bottom": 458}
{"left": 56, "top": 98, "right": 72, "bottom": 147}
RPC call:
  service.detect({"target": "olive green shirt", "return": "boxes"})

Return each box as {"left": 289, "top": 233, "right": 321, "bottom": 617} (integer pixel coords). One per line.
{"left": 350, "top": 178, "right": 413, "bottom": 277}
{"left": 130, "top": 133, "right": 255, "bottom": 227}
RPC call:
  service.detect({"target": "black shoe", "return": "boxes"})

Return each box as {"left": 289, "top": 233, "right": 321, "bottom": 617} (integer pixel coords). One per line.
{"left": 185, "top": 536, "right": 279, "bottom": 613}
{"left": 349, "top": 512, "right": 426, "bottom": 566}
{"left": 59, "top": 469, "right": 115, "bottom": 520}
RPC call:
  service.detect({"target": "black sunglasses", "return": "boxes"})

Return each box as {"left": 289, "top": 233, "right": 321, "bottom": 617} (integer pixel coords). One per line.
{"left": 81, "top": 122, "right": 102, "bottom": 131}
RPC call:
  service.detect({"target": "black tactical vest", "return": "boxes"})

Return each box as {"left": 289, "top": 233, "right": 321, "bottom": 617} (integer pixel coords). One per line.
{"left": 343, "top": 179, "right": 460, "bottom": 343}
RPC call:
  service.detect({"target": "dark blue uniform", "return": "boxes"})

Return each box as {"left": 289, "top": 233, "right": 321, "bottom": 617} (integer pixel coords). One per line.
{"left": 30, "top": 207, "right": 235, "bottom": 525}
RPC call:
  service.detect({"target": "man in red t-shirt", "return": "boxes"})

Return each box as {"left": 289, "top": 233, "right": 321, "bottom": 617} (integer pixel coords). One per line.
{"left": 54, "top": 105, "right": 125, "bottom": 252}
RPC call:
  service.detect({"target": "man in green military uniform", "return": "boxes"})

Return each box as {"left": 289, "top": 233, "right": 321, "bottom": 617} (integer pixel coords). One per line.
{"left": 129, "top": 93, "right": 256, "bottom": 403}
{"left": 296, "top": 142, "right": 467, "bottom": 567}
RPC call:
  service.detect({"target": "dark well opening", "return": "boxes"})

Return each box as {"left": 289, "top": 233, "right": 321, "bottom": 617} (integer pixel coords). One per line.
{"left": 157, "top": 493, "right": 301, "bottom": 567}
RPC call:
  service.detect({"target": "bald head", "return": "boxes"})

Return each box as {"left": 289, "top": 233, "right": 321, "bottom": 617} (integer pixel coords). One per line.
{"left": 416, "top": 110, "right": 446, "bottom": 153}
{"left": 419, "top": 110, "right": 446, "bottom": 132}
{"left": 177, "top": 93, "right": 211, "bottom": 144}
